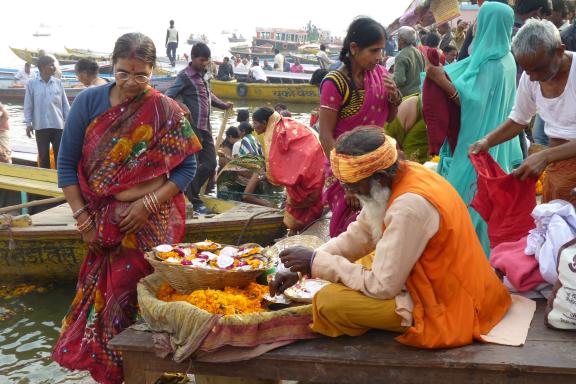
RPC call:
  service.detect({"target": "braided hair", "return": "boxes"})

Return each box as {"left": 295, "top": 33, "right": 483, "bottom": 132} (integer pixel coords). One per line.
{"left": 339, "top": 17, "right": 387, "bottom": 90}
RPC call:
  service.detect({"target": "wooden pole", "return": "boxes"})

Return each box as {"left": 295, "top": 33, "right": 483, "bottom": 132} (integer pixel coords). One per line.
{"left": 215, "top": 108, "right": 234, "bottom": 150}
{"left": 0, "top": 196, "right": 66, "bottom": 214}
{"left": 200, "top": 108, "right": 234, "bottom": 196}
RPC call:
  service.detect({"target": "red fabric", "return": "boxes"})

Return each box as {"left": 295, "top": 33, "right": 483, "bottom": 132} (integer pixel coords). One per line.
{"left": 470, "top": 152, "right": 537, "bottom": 249}
{"left": 490, "top": 235, "right": 546, "bottom": 292}
{"left": 422, "top": 48, "right": 460, "bottom": 155}
{"left": 52, "top": 89, "right": 201, "bottom": 384}
{"left": 267, "top": 117, "right": 325, "bottom": 230}
{"left": 418, "top": 45, "right": 446, "bottom": 65}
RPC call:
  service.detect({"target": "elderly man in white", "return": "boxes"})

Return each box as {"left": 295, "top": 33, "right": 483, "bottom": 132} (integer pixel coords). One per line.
{"left": 471, "top": 18, "right": 576, "bottom": 205}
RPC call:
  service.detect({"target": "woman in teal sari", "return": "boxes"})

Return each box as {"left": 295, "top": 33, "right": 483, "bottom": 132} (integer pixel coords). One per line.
{"left": 424, "top": 1, "right": 523, "bottom": 256}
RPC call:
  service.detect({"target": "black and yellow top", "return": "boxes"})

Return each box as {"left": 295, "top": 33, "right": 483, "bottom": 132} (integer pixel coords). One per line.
{"left": 321, "top": 70, "right": 365, "bottom": 119}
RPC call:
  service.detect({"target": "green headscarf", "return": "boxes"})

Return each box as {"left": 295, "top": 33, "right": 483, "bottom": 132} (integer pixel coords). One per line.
{"left": 438, "top": 1, "right": 523, "bottom": 257}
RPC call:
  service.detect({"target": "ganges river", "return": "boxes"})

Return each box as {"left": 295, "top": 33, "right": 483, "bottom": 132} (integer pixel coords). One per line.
{"left": 0, "top": 100, "right": 315, "bottom": 383}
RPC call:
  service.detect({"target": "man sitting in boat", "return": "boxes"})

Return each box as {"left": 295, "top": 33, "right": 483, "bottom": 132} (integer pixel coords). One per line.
{"left": 290, "top": 58, "right": 304, "bottom": 73}
{"left": 12, "top": 63, "right": 36, "bottom": 86}
{"left": 252, "top": 107, "right": 325, "bottom": 233}
{"left": 271, "top": 127, "right": 512, "bottom": 348}
{"left": 217, "top": 56, "right": 235, "bottom": 81}
{"left": 74, "top": 58, "right": 108, "bottom": 88}
{"left": 248, "top": 58, "right": 267, "bottom": 83}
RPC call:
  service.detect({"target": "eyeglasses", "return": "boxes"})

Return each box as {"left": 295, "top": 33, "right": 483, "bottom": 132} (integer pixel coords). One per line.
{"left": 114, "top": 71, "right": 152, "bottom": 84}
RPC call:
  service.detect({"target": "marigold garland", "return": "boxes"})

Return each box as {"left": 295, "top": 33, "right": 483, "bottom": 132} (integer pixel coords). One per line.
{"left": 157, "top": 282, "right": 269, "bottom": 316}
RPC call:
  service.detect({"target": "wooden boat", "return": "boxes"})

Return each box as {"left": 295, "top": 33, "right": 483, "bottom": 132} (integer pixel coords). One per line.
{"left": 0, "top": 163, "right": 286, "bottom": 282}
{"left": 232, "top": 67, "right": 312, "bottom": 83}
{"left": 0, "top": 83, "right": 84, "bottom": 103}
{"left": 254, "top": 27, "right": 307, "bottom": 51}
{"left": 288, "top": 53, "right": 320, "bottom": 65}
{"left": 0, "top": 76, "right": 176, "bottom": 103}
{"left": 228, "top": 35, "right": 247, "bottom": 43}
{"left": 0, "top": 199, "right": 286, "bottom": 282}
{"left": 211, "top": 79, "right": 318, "bottom": 103}
{"left": 10, "top": 47, "right": 109, "bottom": 66}
{"left": 230, "top": 50, "right": 274, "bottom": 61}
{"left": 65, "top": 47, "right": 111, "bottom": 57}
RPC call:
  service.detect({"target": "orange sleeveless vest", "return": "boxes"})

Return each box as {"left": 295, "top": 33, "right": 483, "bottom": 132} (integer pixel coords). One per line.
{"left": 390, "top": 162, "right": 511, "bottom": 348}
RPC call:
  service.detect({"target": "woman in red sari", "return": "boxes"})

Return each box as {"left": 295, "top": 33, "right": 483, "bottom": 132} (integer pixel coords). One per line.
{"left": 54, "top": 33, "right": 201, "bottom": 384}
{"left": 252, "top": 107, "right": 325, "bottom": 232}
{"left": 319, "top": 17, "right": 402, "bottom": 238}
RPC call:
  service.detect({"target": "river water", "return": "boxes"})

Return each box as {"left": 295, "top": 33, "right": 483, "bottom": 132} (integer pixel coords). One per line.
{"left": 0, "top": 99, "right": 315, "bottom": 383}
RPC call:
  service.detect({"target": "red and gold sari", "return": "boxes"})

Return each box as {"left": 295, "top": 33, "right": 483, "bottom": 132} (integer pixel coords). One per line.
{"left": 260, "top": 112, "right": 325, "bottom": 230}
{"left": 52, "top": 89, "right": 201, "bottom": 384}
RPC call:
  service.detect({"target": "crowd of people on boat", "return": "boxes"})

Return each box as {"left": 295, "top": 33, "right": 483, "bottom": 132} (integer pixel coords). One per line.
{"left": 2, "top": 0, "right": 576, "bottom": 383}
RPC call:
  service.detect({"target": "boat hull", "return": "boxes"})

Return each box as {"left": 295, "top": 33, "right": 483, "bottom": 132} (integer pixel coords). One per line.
{"left": 0, "top": 199, "right": 286, "bottom": 282}
{"left": 0, "top": 77, "right": 176, "bottom": 103}
{"left": 211, "top": 80, "right": 318, "bottom": 103}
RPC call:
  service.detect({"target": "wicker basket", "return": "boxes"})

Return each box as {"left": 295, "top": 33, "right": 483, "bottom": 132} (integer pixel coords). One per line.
{"left": 266, "top": 235, "right": 325, "bottom": 260}
{"left": 144, "top": 244, "right": 269, "bottom": 293}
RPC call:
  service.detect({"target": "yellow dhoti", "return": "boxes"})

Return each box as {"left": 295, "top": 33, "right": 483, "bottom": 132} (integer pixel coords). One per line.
{"left": 311, "top": 251, "right": 406, "bottom": 337}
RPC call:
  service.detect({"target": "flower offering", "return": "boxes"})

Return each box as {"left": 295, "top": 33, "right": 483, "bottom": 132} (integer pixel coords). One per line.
{"left": 157, "top": 281, "right": 269, "bottom": 315}
{"left": 154, "top": 241, "right": 268, "bottom": 271}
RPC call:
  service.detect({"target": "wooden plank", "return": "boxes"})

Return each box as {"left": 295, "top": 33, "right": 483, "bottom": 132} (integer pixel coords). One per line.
{"left": 110, "top": 301, "right": 576, "bottom": 384}
{"left": 0, "top": 163, "right": 58, "bottom": 183}
{"left": 119, "top": 349, "right": 576, "bottom": 384}
{"left": 0, "top": 174, "right": 63, "bottom": 197}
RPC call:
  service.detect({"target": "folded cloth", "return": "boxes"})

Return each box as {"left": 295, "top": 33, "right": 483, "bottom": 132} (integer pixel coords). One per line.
{"left": 491, "top": 235, "right": 546, "bottom": 292}
{"left": 470, "top": 152, "right": 537, "bottom": 249}
{"left": 525, "top": 200, "right": 576, "bottom": 284}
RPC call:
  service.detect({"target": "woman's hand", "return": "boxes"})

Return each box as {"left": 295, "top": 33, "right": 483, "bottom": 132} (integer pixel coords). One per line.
{"left": 82, "top": 226, "right": 100, "bottom": 252}
{"left": 119, "top": 199, "right": 150, "bottom": 234}
{"left": 77, "top": 212, "right": 99, "bottom": 251}
{"left": 469, "top": 138, "right": 490, "bottom": 155}
{"left": 426, "top": 63, "right": 445, "bottom": 84}
{"left": 513, "top": 152, "right": 548, "bottom": 181}
{"left": 344, "top": 190, "right": 361, "bottom": 211}
{"left": 383, "top": 75, "right": 402, "bottom": 105}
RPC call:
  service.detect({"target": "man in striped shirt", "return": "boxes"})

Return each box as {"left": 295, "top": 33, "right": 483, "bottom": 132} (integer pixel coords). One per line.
{"left": 166, "top": 43, "right": 233, "bottom": 213}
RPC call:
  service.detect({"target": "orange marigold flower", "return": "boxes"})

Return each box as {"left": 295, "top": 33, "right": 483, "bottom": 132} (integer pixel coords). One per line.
{"left": 110, "top": 138, "right": 133, "bottom": 163}
{"left": 131, "top": 124, "right": 154, "bottom": 143}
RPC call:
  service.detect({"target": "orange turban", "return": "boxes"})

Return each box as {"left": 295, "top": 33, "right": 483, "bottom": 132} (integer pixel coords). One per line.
{"left": 330, "top": 135, "right": 398, "bottom": 184}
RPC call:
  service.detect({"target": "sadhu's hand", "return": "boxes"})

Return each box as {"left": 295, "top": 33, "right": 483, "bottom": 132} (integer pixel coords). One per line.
{"left": 269, "top": 271, "right": 300, "bottom": 296}
{"left": 513, "top": 152, "right": 548, "bottom": 181}
{"left": 344, "top": 190, "right": 361, "bottom": 211}
{"left": 279, "top": 246, "right": 314, "bottom": 276}
{"left": 469, "top": 138, "right": 490, "bottom": 155}
{"left": 119, "top": 199, "right": 150, "bottom": 234}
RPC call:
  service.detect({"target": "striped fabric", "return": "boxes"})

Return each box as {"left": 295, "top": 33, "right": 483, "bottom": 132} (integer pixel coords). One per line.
{"left": 239, "top": 133, "right": 263, "bottom": 156}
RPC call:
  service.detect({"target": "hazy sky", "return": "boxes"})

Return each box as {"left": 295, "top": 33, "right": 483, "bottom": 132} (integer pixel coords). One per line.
{"left": 0, "top": 0, "right": 413, "bottom": 65}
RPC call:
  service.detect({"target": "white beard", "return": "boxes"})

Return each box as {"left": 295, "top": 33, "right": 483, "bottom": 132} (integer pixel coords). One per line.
{"left": 356, "top": 180, "right": 391, "bottom": 241}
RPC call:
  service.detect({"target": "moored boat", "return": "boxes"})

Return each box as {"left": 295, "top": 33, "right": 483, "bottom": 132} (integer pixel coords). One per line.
{"left": 0, "top": 76, "right": 176, "bottom": 103}
{"left": 254, "top": 27, "right": 307, "bottom": 51}
{"left": 211, "top": 79, "right": 318, "bottom": 103}
{"left": 0, "top": 197, "right": 285, "bottom": 282}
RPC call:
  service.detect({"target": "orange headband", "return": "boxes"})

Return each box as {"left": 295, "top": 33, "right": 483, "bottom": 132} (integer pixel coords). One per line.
{"left": 330, "top": 135, "right": 398, "bottom": 184}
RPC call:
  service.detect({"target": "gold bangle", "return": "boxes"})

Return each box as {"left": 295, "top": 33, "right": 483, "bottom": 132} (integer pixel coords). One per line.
{"left": 142, "top": 195, "right": 154, "bottom": 214}
{"left": 449, "top": 89, "right": 459, "bottom": 100}
{"left": 72, "top": 205, "right": 88, "bottom": 219}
